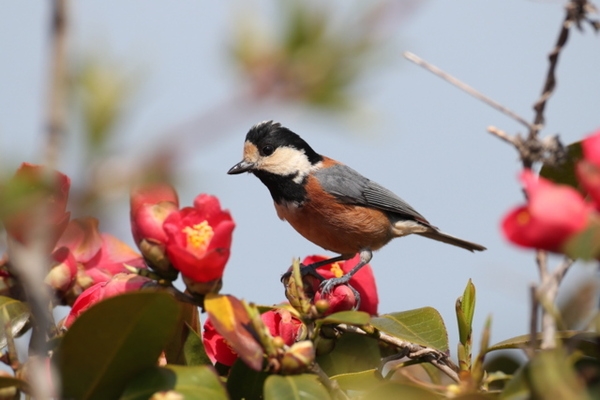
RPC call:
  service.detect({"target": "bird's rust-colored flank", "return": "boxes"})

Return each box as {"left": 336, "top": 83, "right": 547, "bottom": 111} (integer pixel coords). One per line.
{"left": 275, "top": 173, "right": 393, "bottom": 255}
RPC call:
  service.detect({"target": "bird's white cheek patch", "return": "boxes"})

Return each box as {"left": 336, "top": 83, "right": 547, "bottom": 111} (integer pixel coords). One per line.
{"left": 259, "top": 147, "right": 313, "bottom": 180}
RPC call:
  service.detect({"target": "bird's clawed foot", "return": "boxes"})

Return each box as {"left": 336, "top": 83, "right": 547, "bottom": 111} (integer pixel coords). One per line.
{"left": 319, "top": 275, "right": 362, "bottom": 310}
{"left": 280, "top": 263, "right": 326, "bottom": 283}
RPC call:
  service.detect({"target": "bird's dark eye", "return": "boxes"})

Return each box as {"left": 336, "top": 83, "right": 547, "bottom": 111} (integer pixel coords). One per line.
{"left": 262, "top": 145, "right": 274, "bottom": 156}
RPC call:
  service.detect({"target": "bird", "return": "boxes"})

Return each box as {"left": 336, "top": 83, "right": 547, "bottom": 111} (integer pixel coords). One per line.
{"left": 227, "top": 121, "right": 486, "bottom": 298}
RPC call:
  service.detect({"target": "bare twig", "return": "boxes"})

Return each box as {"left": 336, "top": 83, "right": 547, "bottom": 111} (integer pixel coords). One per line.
{"left": 403, "top": 52, "right": 534, "bottom": 131}
{"left": 527, "top": 285, "right": 538, "bottom": 359}
{"left": 44, "top": 0, "right": 69, "bottom": 168}
{"left": 338, "top": 324, "right": 460, "bottom": 383}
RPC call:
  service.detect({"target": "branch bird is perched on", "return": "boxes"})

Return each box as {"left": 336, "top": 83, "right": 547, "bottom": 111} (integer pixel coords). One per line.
{"left": 228, "top": 121, "right": 486, "bottom": 299}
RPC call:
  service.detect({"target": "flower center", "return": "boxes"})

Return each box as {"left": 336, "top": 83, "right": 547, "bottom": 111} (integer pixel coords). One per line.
{"left": 516, "top": 210, "right": 530, "bottom": 226}
{"left": 330, "top": 262, "right": 344, "bottom": 278}
{"left": 183, "top": 221, "right": 214, "bottom": 253}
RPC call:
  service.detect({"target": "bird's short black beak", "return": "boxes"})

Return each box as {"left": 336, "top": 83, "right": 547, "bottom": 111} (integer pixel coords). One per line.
{"left": 227, "top": 160, "right": 255, "bottom": 175}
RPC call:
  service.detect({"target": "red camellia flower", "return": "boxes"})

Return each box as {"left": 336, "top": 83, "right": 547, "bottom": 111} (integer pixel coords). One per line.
{"left": 203, "top": 318, "right": 239, "bottom": 367}
{"left": 1, "top": 163, "right": 70, "bottom": 249}
{"left": 502, "top": 170, "right": 592, "bottom": 252}
{"left": 163, "top": 194, "right": 235, "bottom": 284}
{"left": 52, "top": 217, "right": 146, "bottom": 305}
{"left": 577, "top": 129, "right": 600, "bottom": 208}
{"left": 261, "top": 308, "right": 303, "bottom": 346}
{"left": 63, "top": 273, "right": 154, "bottom": 328}
{"left": 301, "top": 254, "right": 379, "bottom": 316}
{"left": 203, "top": 308, "right": 303, "bottom": 367}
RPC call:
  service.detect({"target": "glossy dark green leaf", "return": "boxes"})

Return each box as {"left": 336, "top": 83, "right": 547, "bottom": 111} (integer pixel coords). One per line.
{"left": 318, "top": 310, "right": 370, "bottom": 326}
{"left": 371, "top": 307, "right": 449, "bottom": 352}
{"left": 227, "top": 359, "right": 270, "bottom": 400}
{"left": 165, "top": 302, "right": 209, "bottom": 366}
{"left": 539, "top": 141, "right": 583, "bottom": 191}
{"left": 264, "top": 374, "right": 331, "bottom": 400}
{"left": 364, "top": 382, "right": 442, "bottom": 400}
{"left": 0, "top": 296, "right": 30, "bottom": 349}
{"left": 120, "top": 365, "right": 227, "bottom": 400}
{"left": 57, "top": 292, "right": 181, "bottom": 400}
{"left": 331, "top": 369, "right": 380, "bottom": 391}
{"left": 456, "top": 279, "right": 476, "bottom": 346}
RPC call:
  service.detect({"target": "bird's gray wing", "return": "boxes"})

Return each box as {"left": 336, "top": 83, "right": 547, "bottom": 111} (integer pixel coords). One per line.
{"left": 313, "top": 164, "right": 429, "bottom": 224}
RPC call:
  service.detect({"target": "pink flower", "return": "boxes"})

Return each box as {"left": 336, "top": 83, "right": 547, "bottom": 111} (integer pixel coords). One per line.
{"left": 63, "top": 273, "right": 154, "bottom": 328}
{"left": 301, "top": 254, "right": 379, "bottom": 315}
{"left": 163, "top": 194, "right": 235, "bottom": 284}
{"left": 1, "top": 163, "right": 70, "bottom": 249}
{"left": 577, "top": 129, "right": 600, "bottom": 208}
{"left": 502, "top": 170, "right": 591, "bottom": 252}
{"left": 52, "top": 218, "right": 146, "bottom": 305}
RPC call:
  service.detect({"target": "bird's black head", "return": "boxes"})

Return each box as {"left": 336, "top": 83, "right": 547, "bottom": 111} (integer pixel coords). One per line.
{"left": 227, "top": 121, "right": 323, "bottom": 176}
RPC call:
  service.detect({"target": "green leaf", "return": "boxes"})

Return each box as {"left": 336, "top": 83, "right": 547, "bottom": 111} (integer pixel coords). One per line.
{"left": 487, "top": 331, "right": 596, "bottom": 353}
{"left": 318, "top": 310, "right": 370, "bottom": 326}
{"left": 563, "top": 220, "right": 600, "bottom": 260}
{"left": 316, "top": 332, "right": 381, "bottom": 376}
{"left": 371, "top": 307, "right": 449, "bottom": 352}
{"left": 330, "top": 369, "right": 380, "bottom": 391}
{"left": 165, "top": 302, "right": 210, "bottom": 366}
{"left": 0, "top": 296, "right": 30, "bottom": 349}
{"left": 456, "top": 279, "right": 476, "bottom": 346}
{"left": 120, "top": 365, "right": 227, "bottom": 400}
{"left": 539, "top": 141, "right": 583, "bottom": 191}
{"left": 264, "top": 374, "right": 331, "bottom": 400}
{"left": 56, "top": 292, "right": 182, "bottom": 400}
{"left": 363, "top": 382, "right": 442, "bottom": 400}
{"left": 227, "top": 359, "right": 270, "bottom": 400}
{"left": 528, "top": 349, "right": 589, "bottom": 400}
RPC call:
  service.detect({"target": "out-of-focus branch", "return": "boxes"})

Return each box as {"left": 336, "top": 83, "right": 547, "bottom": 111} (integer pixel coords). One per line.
{"left": 403, "top": 52, "right": 534, "bottom": 132}
{"left": 44, "top": 0, "right": 69, "bottom": 168}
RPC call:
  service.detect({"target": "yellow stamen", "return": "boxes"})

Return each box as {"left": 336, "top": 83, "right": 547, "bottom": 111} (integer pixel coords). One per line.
{"left": 182, "top": 221, "right": 214, "bottom": 253}
{"left": 330, "top": 262, "right": 344, "bottom": 278}
{"left": 516, "top": 210, "right": 530, "bottom": 226}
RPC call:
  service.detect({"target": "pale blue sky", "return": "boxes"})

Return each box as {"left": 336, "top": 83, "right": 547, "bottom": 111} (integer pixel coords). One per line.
{"left": 2, "top": 0, "right": 600, "bottom": 356}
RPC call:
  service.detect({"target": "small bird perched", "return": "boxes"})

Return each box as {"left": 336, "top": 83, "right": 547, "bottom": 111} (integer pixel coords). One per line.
{"left": 228, "top": 121, "right": 485, "bottom": 297}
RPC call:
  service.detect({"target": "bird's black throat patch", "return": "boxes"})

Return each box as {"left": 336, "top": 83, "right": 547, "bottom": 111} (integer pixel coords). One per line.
{"left": 253, "top": 170, "right": 307, "bottom": 205}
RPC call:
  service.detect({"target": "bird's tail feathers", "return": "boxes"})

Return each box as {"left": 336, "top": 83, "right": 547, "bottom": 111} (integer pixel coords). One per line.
{"left": 417, "top": 230, "right": 486, "bottom": 252}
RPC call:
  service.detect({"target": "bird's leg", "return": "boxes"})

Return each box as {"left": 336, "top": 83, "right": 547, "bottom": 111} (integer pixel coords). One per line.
{"left": 319, "top": 249, "right": 373, "bottom": 309}
{"left": 281, "top": 254, "right": 351, "bottom": 282}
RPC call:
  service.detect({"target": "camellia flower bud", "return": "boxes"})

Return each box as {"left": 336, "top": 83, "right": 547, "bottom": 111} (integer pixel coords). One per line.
{"left": 281, "top": 341, "right": 315, "bottom": 374}
{"left": 301, "top": 255, "right": 379, "bottom": 316}
{"left": 1, "top": 163, "right": 71, "bottom": 250}
{"left": 130, "top": 183, "right": 180, "bottom": 279}
{"left": 63, "top": 273, "right": 155, "bottom": 328}
{"left": 314, "top": 284, "right": 357, "bottom": 315}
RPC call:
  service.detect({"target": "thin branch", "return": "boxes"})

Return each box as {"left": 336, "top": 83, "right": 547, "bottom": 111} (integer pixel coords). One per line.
{"left": 487, "top": 126, "right": 519, "bottom": 146}
{"left": 527, "top": 285, "right": 538, "bottom": 359}
{"left": 44, "top": 0, "right": 69, "bottom": 168}
{"left": 339, "top": 324, "right": 460, "bottom": 383}
{"left": 403, "top": 51, "right": 534, "bottom": 131}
